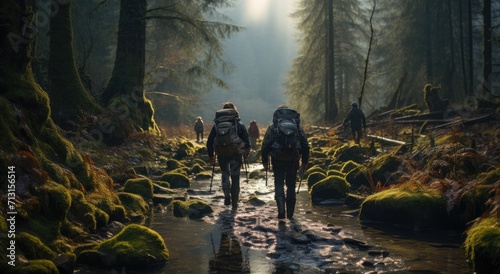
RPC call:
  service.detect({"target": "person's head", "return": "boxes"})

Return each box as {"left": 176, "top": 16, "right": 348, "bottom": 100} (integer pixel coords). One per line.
{"left": 277, "top": 104, "right": 288, "bottom": 109}
{"left": 351, "top": 101, "right": 358, "bottom": 108}
{"left": 250, "top": 120, "right": 256, "bottom": 124}
{"left": 197, "top": 117, "right": 201, "bottom": 121}
{"left": 223, "top": 102, "right": 237, "bottom": 111}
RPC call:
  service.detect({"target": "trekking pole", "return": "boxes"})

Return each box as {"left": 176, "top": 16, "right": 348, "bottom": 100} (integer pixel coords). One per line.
{"left": 296, "top": 165, "right": 305, "bottom": 194}
{"left": 209, "top": 156, "right": 216, "bottom": 192}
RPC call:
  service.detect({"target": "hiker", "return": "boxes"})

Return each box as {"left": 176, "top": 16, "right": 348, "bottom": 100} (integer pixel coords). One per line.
{"left": 342, "top": 101, "right": 366, "bottom": 145}
{"left": 194, "top": 117, "right": 204, "bottom": 142}
{"left": 261, "top": 105, "right": 309, "bottom": 220}
{"left": 207, "top": 102, "right": 250, "bottom": 209}
{"left": 248, "top": 120, "right": 260, "bottom": 149}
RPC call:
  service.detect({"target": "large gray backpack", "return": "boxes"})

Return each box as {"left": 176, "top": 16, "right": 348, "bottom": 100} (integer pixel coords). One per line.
{"left": 271, "top": 108, "right": 302, "bottom": 160}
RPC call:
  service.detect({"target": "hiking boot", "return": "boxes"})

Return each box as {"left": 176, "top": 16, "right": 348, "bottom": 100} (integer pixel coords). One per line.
{"left": 232, "top": 196, "right": 238, "bottom": 209}
{"left": 224, "top": 197, "right": 231, "bottom": 205}
{"left": 286, "top": 199, "right": 296, "bottom": 219}
{"left": 276, "top": 197, "right": 285, "bottom": 219}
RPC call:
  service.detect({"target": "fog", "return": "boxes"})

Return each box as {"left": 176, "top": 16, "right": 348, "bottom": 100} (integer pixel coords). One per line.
{"left": 200, "top": 0, "right": 299, "bottom": 127}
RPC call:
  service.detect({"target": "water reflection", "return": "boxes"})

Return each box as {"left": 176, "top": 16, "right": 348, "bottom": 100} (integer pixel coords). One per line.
{"left": 209, "top": 210, "right": 250, "bottom": 273}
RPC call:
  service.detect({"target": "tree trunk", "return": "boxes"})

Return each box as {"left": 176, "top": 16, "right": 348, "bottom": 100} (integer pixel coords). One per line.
{"left": 325, "top": 0, "right": 338, "bottom": 123}
{"left": 459, "top": 0, "right": 468, "bottom": 98}
{"left": 425, "top": 0, "right": 433, "bottom": 82}
{"left": 482, "top": 0, "right": 492, "bottom": 93}
{"left": 101, "top": 0, "right": 158, "bottom": 132}
{"left": 467, "top": 0, "right": 473, "bottom": 95}
{"left": 48, "top": 1, "right": 101, "bottom": 124}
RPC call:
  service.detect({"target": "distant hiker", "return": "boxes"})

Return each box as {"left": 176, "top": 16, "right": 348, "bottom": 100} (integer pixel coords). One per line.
{"left": 423, "top": 84, "right": 449, "bottom": 112}
{"left": 248, "top": 120, "right": 260, "bottom": 149}
{"left": 261, "top": 105, "right": 309, "bottom": 220}
{"left": 194, "top": 117, "right": 204, "bottom": 142}
{"left": 342, "top": 101, "right": 366, "bottom": 145}
{"left": 207, "top": 102, "right": 250, "bottom": 209}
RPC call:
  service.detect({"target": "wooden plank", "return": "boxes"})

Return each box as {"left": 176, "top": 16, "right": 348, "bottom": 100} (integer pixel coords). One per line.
{"left": 366, "top": 134, "right": 408, "bottom": 146}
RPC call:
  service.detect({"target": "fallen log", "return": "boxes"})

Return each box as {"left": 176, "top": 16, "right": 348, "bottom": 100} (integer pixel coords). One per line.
{"left": 366, "top": 134, "right": 408, "bottom": 146}
{"left": 432, "top": 114, "right": 492, "bottom": 130}
{"left": 393, "top": 111, "right": 445, "bottom": 121}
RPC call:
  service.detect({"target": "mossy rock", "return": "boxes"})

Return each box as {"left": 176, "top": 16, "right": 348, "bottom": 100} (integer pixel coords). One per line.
{"left": 309, "top": 176, "right": 350, "bottom": 204}
{"left": 172, "top": 200, "right": 213, "bottom": 219}
{"left": 191, "top": 163, "right": 205, "bottom": 174}
{"left": 195, "top": 171, "right": 212, "bottom": 181}
{"left": 165, "top": 159, "right": 185, "bottom": 170}
{"left": 307, "top": 172, "right": 327, "bottom": 189}
{"left": 86, "top": 193, "right": 126, "bottom": 222}
{"left": 345, "top": 165, "right": 369, "bottom": 189}
{"left": 359, "top": 185, "right": 448, "bottom": 229}
{"left": 326, "top": 169, "right": 344, "bottom": 177}
{"left": 465, "top": 217, "right": 500, "bottom": 274}
{"left": 368, "top": 153, "right": 401, "bottom": 181}
{"left": 170, "top": 167, "right": 190, "bottom": 176}
{"left": 37, "top": 181, "right": 71, "bottom": 221}
{"left": 69, "top": 190, "right": 98, "bottom": 232}
{"left": 154, "top": 181, "right": 171, "bottom": 189}
{"left": 246, "top": 196, "right": 266, "bottom": 206}
{"left": 249, "top": 170, "right": 263, "bottom": 179}
{"left": 161, "top": 172, "right": 190, "bottom": 188}
{"left": 18, "top": 259, "right": 59, "bottom": 274}
{"left": 304, "top": 165, "right": 325, "bottom": 177}
{"left": 118, "top": 192, "right": 149, "bottom": 219}
{"left": 77, "top": 224, "right": 169, "bottom": 269}
{"left": 123, "top": 177, "right": 154, "bottom": 201}
{"left": 332, "top": 144, "right": 367, "bottom": 163}
{"left": 340, "top": 160, "right": 361, "bottom": 173}
{"left": 18, "top": 232, "right": 55, "bottom": 260}
{"left": 174, "top": 142, "right": 196, "bottom": 160}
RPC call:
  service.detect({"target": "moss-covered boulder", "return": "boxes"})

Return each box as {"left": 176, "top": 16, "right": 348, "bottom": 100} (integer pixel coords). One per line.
{"left": 161, "top": 172, "right": 190, "bottom": 188}
{"left": 77, "top": 224, "right": 169, "bottom": 269}
{"left": 307, "top": 172, "right": 327, "bottom": 190}
{"left": 195, "top": 171, "right": 212, "bottom": 180}
{"left": 123, "top": 177, "right": 154, "bottom": 201}
{"left": 174, "top": 141, "right": 196, "bottom": 160}
{"left": 118, "top": 192, "right": 149, "bottom": 222}
{"left": 359, "top": 185, "right": 449, "bottom": 229}
{"left": 465, "top": 217, "right": 500, "bottom": 274}
{"left": 246, "top": 196, "right": 266, "bottom": 206}
{"left": 332, "top": 144, "right": 368, "bottom": 163}
{"left": 37, "top": 182, "right": 71, "bottom": 222}
{"left": 309, "top": 176, "right": 350, "bottom": 204}
{"left": 191, "top": 163, "right": 205, "bottom": 174}
{"left": 172, "top": 200, "right": 213, "bottom": 219}
{"left": 18, "top": 259, "right": 59, "bottom": 274}
{"left": 18, "top": 232, "right": 56, "bottom": 260}
{"left": 340, "top": 160, "right": 361, "bottom": 174}
{"left": 304, "top": 165, "right": 325, "bottom": 177}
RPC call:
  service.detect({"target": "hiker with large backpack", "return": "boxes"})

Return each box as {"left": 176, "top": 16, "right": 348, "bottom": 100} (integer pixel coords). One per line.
{"left": 261, "top": 105, "right": 309, "bottom": 220}
{"left": 207, "top": 102, "right": 250, "bottom": 209}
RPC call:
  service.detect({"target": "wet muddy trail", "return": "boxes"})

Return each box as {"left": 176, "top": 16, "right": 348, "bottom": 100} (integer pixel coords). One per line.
{"left": 147, "top": 163, "right": 473, "bottom": 274}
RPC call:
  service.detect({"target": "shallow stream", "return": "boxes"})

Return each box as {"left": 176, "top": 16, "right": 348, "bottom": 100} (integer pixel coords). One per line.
{"left": 77, "top": 163, "right": 474, "bottom": 273}
{"left": 148, "top": 163, "right": 473, "bottom": 274}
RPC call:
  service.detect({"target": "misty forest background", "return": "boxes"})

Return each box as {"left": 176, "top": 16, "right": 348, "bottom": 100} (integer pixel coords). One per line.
{"left": 9, "top": 0, "right": 500, "bottom": 137}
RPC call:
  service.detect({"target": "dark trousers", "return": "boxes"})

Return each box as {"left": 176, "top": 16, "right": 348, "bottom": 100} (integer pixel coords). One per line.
{"left": 218, "top": 155, "right": 242, "bottom": 198}
{"left": 351, "top": 128, "right": 362, "bottom": 144}
{"left": 272, "top": 162, "right": 298, "bottom": 201}
{"left": 196, "top": 131, "right": 204, "bottom": 141}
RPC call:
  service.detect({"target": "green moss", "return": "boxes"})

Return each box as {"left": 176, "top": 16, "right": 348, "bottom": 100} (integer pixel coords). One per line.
{"left": 69, "top": 190, "right": 97, "bottom": 232}
{"left": 161, "top": 172, "right": 190, "bottom": 188}
{"left": 340, "top": 160, "right": 361, "bottom": 173}
{"left": 304, "top": 165, "right": 325, "bottom": 177}
{"left": 166, "top": 159, "right": 185, "bottom": 170}
{"left": 88, "top": 224, "right": 169, "bottom": 269}
{"left": 195, "top": 171, "right": 212, "bottom": 180}
{"left": 307, "top": 172, "right": 327, "bottom": 189}
{"left": 17, "top": 232, "right": 55, "bottom": 260}
{"left": 172, "top": 200, "right": 213, "bottom": 219}
{"left": 326, "top": 169, "right": 344, "bottom": 177}
{"left": 465, "top": 217, "right": 500, "bottom": 272}
{"left": 191, "top": 163, "right": 205, "bottom": 174}
{"left": 38, "top": 181, "right": 71, "bottom": 221}
{"left": 123, "top": 178, "right": 154, "bottom": 201}
{"left": 0, "top": 212, "right": 7, "bottom": 232}
{"left": 86, "top": 193, "right": 126, "bottom": 222}
{"left": 61, "top": 219, "right": 88, "bottom": 239}
{"left": 118, "top": 192, "right": 149, "bottom": 215}
{"left": 18, "top": 259, "right": 59, "bottom": 274}
{"left": 309, "top": 175, "right": 350, "bottom": 203}
{"left": 359, "top": 186, "right": 448, "bottom": 229}
{"left": 154, "top": 180, "right": 171, "bottom": 188}
{"left": 333, "top": 144, "right": 367, "bottom": 163}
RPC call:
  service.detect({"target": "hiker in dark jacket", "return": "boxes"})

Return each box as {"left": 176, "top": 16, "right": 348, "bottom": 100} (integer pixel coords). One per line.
{"left": 342, "top": 101, "right": 366, "bottom": 145}
{"left": 261, "top": 105, "right": 309, "bottom": 220}
{"left": 194, "top": 117, "right": 204, "bottom": 142}
{"left": 207, "top": 102, "right": 250, "bottom": 209}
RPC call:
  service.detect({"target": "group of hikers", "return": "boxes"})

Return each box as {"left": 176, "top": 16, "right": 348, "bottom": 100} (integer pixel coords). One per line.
{"left": 196, "top": 101, "right": 365, "bottom": 220}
